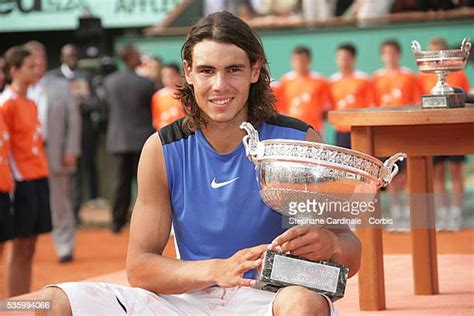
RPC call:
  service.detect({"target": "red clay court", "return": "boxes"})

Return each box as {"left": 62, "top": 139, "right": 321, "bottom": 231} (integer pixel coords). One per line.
{"left": 0, "top": 227, "right": 472, "bottom": 315}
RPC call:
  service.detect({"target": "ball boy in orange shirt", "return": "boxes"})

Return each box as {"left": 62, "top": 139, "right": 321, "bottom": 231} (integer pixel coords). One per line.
{"left": 278, "top": 46, "right": 331, "bottom": 137}
{"left": 373, "top": 39, "right": 420, "bottom": 107}
{"left": 372, "top": 39, "right": 420, "bottom": 230}
{"left": 329, "top": 43, "right": 375, "bottom": 148}
{"left": 1, "top": 46, "right": 51, "bottom": 296}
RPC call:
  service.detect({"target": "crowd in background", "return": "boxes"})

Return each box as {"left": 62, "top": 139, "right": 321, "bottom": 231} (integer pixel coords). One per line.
{"left": 203, "top": 0, "right": 474, "bottom": 24}
{"left": 0, "top": 32, "right": 471, "bottom": 297}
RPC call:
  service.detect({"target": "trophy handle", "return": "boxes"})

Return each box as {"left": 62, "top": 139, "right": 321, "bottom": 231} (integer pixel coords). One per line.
{"left": 461, "top": 38, "right": 471, "bottom": 56}
{"left": 411, "top": 40, "right": 422, "bottom": 53}
{"left": 381, "top": 153, "right": 407, "bottom": 187}
{"left": 240, "top": 122, "right": 263, "bottom": 163}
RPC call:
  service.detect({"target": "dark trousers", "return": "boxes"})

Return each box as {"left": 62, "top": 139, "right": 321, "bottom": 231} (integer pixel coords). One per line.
{"left": 72, "top": 115, "right": 99, "bottom": 218}
{"left": 112, "top": 152, "right": 140, "bottom": 225}
{"left": 336, "top": 131, "right": 351, "bottom": 149}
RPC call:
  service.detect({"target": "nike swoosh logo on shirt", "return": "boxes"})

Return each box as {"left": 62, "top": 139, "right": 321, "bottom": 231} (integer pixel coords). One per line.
{"left": 211, "top": 177, "right": 239, "bottom": 189}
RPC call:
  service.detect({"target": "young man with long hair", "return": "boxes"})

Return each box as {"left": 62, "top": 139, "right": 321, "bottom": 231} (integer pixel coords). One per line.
{"left": 41, "top": 12, "right": 360, "bottom": 315}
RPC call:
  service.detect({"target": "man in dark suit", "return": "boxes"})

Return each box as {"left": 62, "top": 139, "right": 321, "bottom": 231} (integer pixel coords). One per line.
{"left": 104, "top": 44, "right": 155, "bottom": 233}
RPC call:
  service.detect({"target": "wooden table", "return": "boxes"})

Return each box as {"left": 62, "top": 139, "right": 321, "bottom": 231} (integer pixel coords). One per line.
{"left": 328, "top": 105, "right": 474, "bottom": 311}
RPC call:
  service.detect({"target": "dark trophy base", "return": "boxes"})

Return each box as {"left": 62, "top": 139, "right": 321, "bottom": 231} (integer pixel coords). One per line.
{"left": 255, "top": 250, "right": 349, "bottom": 301}
{"left": 421, "top": 93, "right": 465, "bottom": 109}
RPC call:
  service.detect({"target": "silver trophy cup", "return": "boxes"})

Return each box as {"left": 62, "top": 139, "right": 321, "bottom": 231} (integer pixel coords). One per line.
{"left": 412, "top": 38, "right": 471, "bottom": 108}
{"left": 240, "top": 122, "right": 406, "bottom": 300}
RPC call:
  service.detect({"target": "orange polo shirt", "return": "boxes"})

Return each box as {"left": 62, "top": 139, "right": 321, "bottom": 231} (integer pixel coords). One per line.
{"left": 278, "top": 71, "right": 331, "bottom": 132}
{"left": 0, "top": 112, "right": 13, "bottom": 192}
{"left": 329, "top": 70, "right": 375, "bottom": 132}
{"left": 372, "top": 67, "right": 421, "bottom": 107}
{"left": 418, "top": 71, "right": 470, "bottom": 95}
{"left": 0, "top": 89, "right": 48, "bottom": 181}
{"left": 151, "top": 87, "right": 183, "bottom": 130}
{"left": 271, "top": 80, "right": 286, "bottom": 114}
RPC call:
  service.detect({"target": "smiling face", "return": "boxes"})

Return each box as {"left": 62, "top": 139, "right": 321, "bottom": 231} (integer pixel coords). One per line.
{"left": 183, "top": 40, "right": 261, "bottom": 127}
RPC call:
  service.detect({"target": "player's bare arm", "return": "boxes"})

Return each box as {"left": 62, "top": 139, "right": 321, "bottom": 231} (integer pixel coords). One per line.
{"left": 126, "top": 133, "right": 266, "bottom": 294}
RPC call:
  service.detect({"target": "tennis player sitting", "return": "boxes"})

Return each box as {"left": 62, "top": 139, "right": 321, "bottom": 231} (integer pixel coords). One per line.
{"left": 40, "top": 11, "right": 360, "bottom": 316}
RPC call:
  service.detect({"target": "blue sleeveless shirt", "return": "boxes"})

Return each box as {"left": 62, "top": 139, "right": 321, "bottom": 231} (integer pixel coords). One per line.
{"left": 159, "top": 115, "right": 309, "bottom": 277}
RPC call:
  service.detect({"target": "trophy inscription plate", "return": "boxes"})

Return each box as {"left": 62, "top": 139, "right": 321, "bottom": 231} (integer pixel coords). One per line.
{"left": 271, "top": 253, "right": 340, "bottom": 292}
{"left": 256, "top": 250, "right": 348, "bottom": 301}
{"left": 422, "top": 94, "right": 465, "bottom": 108}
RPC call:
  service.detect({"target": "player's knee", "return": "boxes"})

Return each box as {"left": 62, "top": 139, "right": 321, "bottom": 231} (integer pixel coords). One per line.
{"left": 37, "top": 287, "right": 72, "bottom": 316}
{"left": 273, "top": 286, "right": 330, "bottom": 316}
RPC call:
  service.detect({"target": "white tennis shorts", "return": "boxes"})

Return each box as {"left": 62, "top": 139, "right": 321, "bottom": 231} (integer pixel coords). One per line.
{"left": 49, "top": 282, "right": 339, "bottom": 315}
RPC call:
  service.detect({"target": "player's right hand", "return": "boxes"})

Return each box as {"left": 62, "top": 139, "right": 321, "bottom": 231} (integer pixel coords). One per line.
{"left": 212, "top": 244, "right": 267, "bottom": 288}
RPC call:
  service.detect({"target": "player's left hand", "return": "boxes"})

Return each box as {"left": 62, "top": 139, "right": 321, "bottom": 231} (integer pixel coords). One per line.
{"left": 268, "top": 225, "right": 340, "bottom": 261}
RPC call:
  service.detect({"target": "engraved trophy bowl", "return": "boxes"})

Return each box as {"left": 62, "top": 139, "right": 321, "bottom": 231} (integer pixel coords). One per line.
{"left": 411, "top": 38, "right": 471, "bottom": 96}
{"left": 240, "top": 122, "right": 406, "bottom": 300}
{"left": 241, "top": 122, "right": 406, "bottom": 220}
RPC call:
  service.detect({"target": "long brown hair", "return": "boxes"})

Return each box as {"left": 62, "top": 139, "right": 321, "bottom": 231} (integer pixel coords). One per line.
{"left": 176, "top": 11, "right": 276, "bottom": 131}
